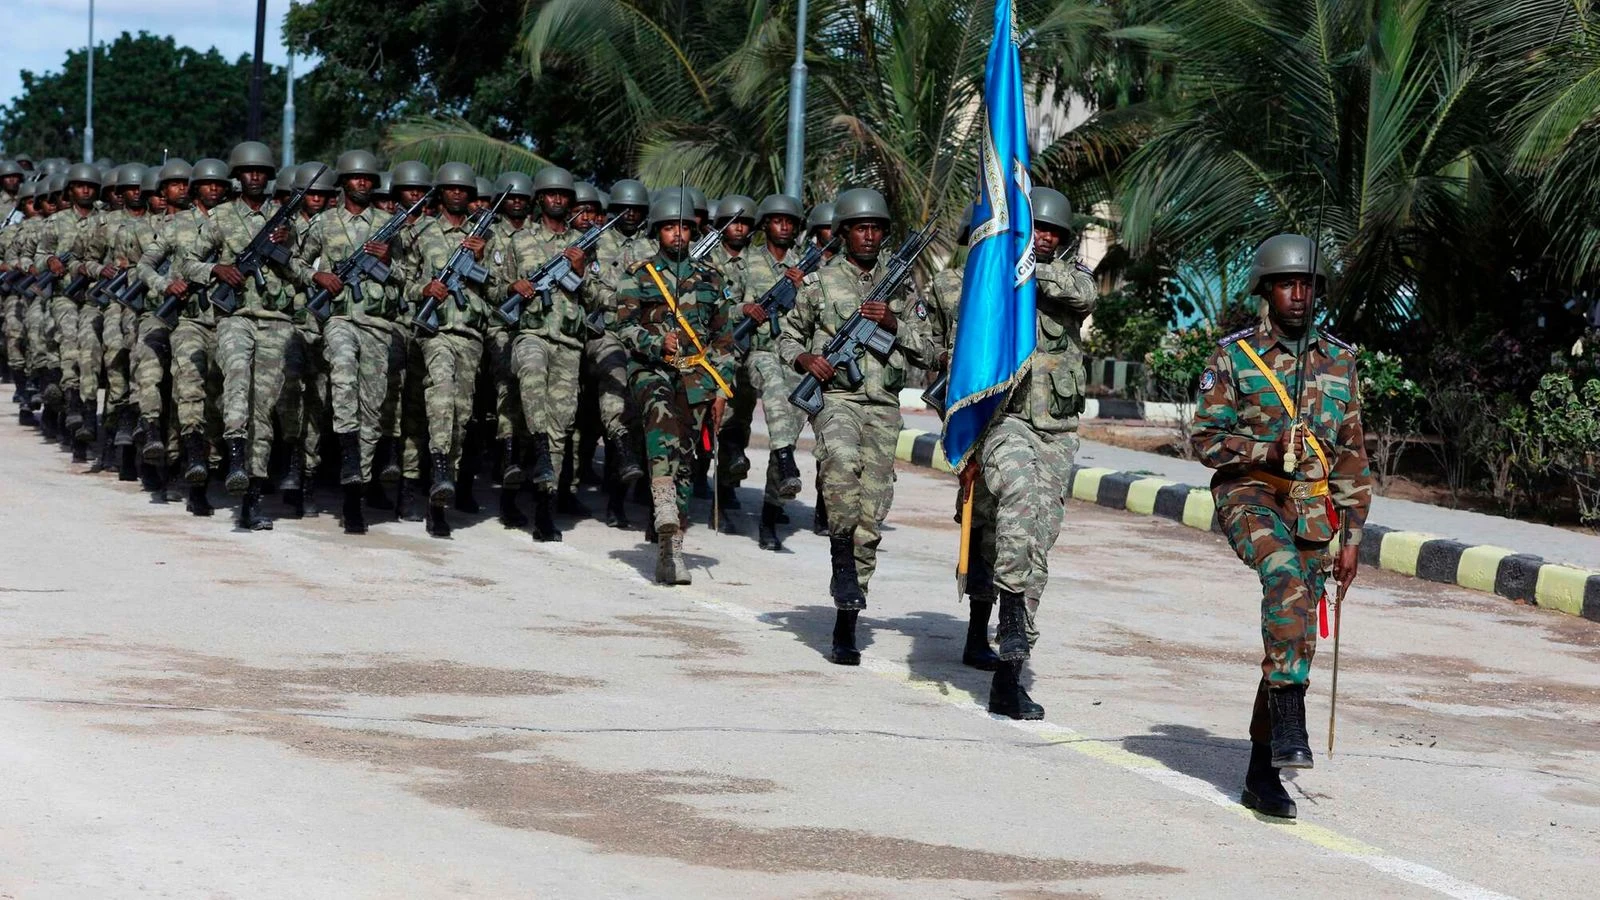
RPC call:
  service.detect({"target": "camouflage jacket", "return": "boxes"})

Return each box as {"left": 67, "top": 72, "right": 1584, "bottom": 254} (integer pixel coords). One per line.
{"left": 732, "top": 242, "right": 800, "bottom": 354}
{"left": 777, "top": 252, "right": 936, "bottom": 408}
{"left": 5, "top": 217, "right": 44, "bottom": 275}
{"left": 585, "top": 226, "right": 655, "bottom": 330}
{"left": 181, "top": 198, "right": 295, "bottom": 318}
{"left": 927, "top": 266, "right": 963, "bottom": 364}
{"left": 33, "top": 206, "right": 105, "bottom": 293}
{"left": 498, "top": 218, "right": 589, "bottom": 347}
{"left": 109, "top": 210, "right": 161, "bottom": 267}
{"left": 1190, "top": 321, "right": 1373, "bottom": 546}
{"left": 615, "top": 251, "right": 736, "bottom": 406}
{"left": 1004, "top": 256, "right": 1098, "bottom": 434}
{"left": 136, "top": 207, "right": 217, "bottom": 323}
{"left": 401, "top": 212, "right": 496, "bottom": 335}
{"left": 291, "top": 203, "right": 412, "bottom": 321}
{"left": 0, "top": 193, "right": 17, "bottom": 226}
{"left": 703, "top": 242, "right": 749, "bottom": 309}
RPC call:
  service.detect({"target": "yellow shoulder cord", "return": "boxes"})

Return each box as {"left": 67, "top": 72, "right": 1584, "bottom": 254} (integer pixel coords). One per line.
{"left": 1234, "top": 339, "right": 1329, "bottom": 475}
{"left": 643, "top": 262, "right": 734, "bottom": 399}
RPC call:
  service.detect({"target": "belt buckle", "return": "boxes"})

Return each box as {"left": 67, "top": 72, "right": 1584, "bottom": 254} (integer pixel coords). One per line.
{"left": 1290, "top": 482, "right": 1315, "bottom": 500}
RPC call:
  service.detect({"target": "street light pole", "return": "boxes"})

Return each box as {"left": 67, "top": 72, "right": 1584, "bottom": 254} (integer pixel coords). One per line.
{"left": 782, "top": 0, "right": 809, "bottom": 200}
{"left": 247, "top": 0, "right": 267, "bottom": 141}
{"left": 83, "top": 0, "right": 94, "bottom": 163}
{"left": 282, "top": 50, "right": 296, "bottom": 167}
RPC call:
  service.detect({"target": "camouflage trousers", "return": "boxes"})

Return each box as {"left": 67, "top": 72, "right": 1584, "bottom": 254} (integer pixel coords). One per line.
{"left": 969, "top": 416, "right": 1077, "bottom": 648}
{"left": 26, "top": 297, "right": 52, "bottom": 378}
{"left": 719, "top": 349, "right": 805, "bottom": 504}
{"left": 276, "top": 318, "right": 326, "bottom": 471}
{"left": 482, "top": 325, "right": 521, "bottom": 440}
{"left": 100, "top": 303, "right": 136, "bottom": 415}
{"left": 1220, "top": 502, "right": 1332, "bottom": 686}
{"left": 628, "top": 366, "right": 710, "bottom": 519}
{"left": 584, "top": 333, "right": 632, "bottom": 439}
{"left": 76, "top": 303, "right": 104, "bottom": 409}
{"left": 401, "top": 334, "right": 429, "bottom": 480}
{"left": 512, "top": 333, "right": 582, "bottom": 478}
{"left": 218, "top": 314, "right": 300, "bottom": 478}
{"left": 48, "top": 297, "right": 79, "bottom": 389}
{"left": 420, "top": 329, "right": 483, "bottom": 471}
{"left": 4, "top": 293, "right": 26, "bottom": 376}
{"left": 324, "top": 316, "right": 405, "bottom": 482}
{"left": 131, "top": 313, "right": 179, "bottom": 458}
{"left": 814, "top": 398, "right": 901, "bottom": 592}
{"left": 170, "top": 318, "right": 221, "bottom": 442}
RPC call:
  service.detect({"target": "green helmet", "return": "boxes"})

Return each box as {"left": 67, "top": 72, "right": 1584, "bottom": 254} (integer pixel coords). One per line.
{"left": 376, "top": 171, "right": 393, "bottom": 196}
{"left": 64, "top": 162, "right": 102, "bottom": 188}
{"left": 140, "top": 168, "right": 161, "bottom": 193}
{"left": 158, "top": 158, "right": 193, "bottom": 185}
{"left": 114, "top": 163, "right": 148, "bottom": 189}
{"left": 598, "top": 189, "right": 610, "bottom": 208}
{"left": 475, "top": 176, "right": 495, "bottom": 199}
{"left": 41, "top": 159, "right": 68, "bottom": 177}
{"left": 832, "top": 188, "right": 890, "bottom": 226}
{"left": 391, "top": 160, "right": 433, "bottom": 190}
{"left": 647, "top": 193, "right": 693, "bottom": 231}
{"left": 271, "top": 164, "right": 298, "bottom": 193}
{"left": 756, "top": 193, "right": 804, "bottom": 225}
{"left": 608, "top": 179, "right": 649, "bottom": 210}
{"left": 93, "top": 156, "right": 114, "bottom": 170}
{"left": 496, "top": 171, "right": 534, "bottom": 199}
{"left": 190, "top": 158, "right": 231, "bottom": 185}
{"left": 433, "top": 162, "right": 477, "bottom": 191}
{"left": 12, "top": 154, "right": 33, "bottom": 169}
{"left": 97, "top": 165, "right": 115, "bottom": 185}
{"left": 573, "top": 181, "right": 602, "bottom": 207}
{"left": 533, "top": 165, "right": 575, "bottom": 196}
{"left": 17, "top": 180, "right": 33, "bottom": 200}
{"left": 0, "top": 159, "right": 21, "bottom": 178}
{"left": 48, "top": 173, "right": 66, "bottom": 195}
{"left": 228, "top": 140, "right": 276, "bottom": 174}
{"left": 292, "top": 162, "right": 329, "bottom": 191}
{"left": 311, "top": 165, "right": 340, "bottom": 192}
{"left": 806, "top": 201, "right": 834, "bottom": 233}
{"left": 1030, "top": 187, "right": 1072, "bottom": 232}
{"left": 686, "top": 187, "right": 709, "bottom": 218}
{"left": 335, "top": 149, "right": 381, "bottom": 180}
{"left": 1247, "top": 233, "right": 1329, "bottom": 296}
{"left": 713, "top": 194, "right": 755, "bottom": 225}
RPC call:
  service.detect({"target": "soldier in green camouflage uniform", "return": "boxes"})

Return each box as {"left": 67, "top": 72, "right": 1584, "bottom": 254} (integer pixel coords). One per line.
{"left": 34, "top": 163, "right": 106, "bottom": 457}
{"left": 388, "top": 161, "right": 435, "bottom": 523}
{"left": 96, "top": 163, "right": 153, "bottom": 476}
{"left": 777, "top": 188, "right": 935, "bottom": 665}
{"left": 1191, "top": 232, "right": 1372, "bottom": 820}
{"left": 400, "top": 161, "right": 496, "bottom": 538}
{"left": 0, "top": 160, "right": 24, "bottom": 388}
{"left": 181, "top": 142, "right": 301, "bottom": 531}
{"left": 475, "top": 170, "right": 540, "bottom": 524}
{"left": 275, "top": 162, "right": 340, "bottom": 519}
{"left": 294, "top": 150, "right": 411, "bottom": 535}
{"left": 699, "top": 195, "right": 755, "bottom": 523}
{"left": 724, "top": 193, "right": 810, "bottom": 551}
{"left": 962, "top": 188, "right": 1097, "bottom": 720}
{"left": 127, "top": 160, "right": 194, "bottom": 499}
{"left": 23, "top": 179, "right": 63, "bottom": 435}
{"left": 3, "top": 177, "right": 37, "bottom": 418}
{"left": 614, "top": 192, "right": 736, "bottom": 585}
{"left": 801, "top": 200, "right": 836, "bottom": 536}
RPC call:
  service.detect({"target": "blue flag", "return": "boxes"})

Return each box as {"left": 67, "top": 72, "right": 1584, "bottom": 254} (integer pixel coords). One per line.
{"left": 941, "top": 0, "right": 1036, "bottom": 472}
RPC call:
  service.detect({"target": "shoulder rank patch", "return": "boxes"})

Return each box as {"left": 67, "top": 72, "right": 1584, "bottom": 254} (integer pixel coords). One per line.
{"left": 1217, "top": 325, "right": 1256, "bottom": 347}
{"left": 1322, "top": 331, "right": 1355, "bottom": 352}
{"left": 1199, "top": 369, "right": 1216, "bottom": 391}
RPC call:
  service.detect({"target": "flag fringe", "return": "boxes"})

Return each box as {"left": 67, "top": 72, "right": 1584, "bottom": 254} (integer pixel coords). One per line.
{"left": 942, "top": 348, "right": 1037, "bottom": 475}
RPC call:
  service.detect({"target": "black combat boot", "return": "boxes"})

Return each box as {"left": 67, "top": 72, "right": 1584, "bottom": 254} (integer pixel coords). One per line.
{"left": 75, "top": 406, "right": 95, "bottom": 444}
{"left": 337, "top": 431, "right": 362, "bottom": 485}
{"left": 772, "top": 447, "right": 802, "bottom": 499}
{"left": 988, "top": 660, "right": 1045, "bottom": 720}
{"left": 996, "top": 590, "right": 1031, "bottom": 662}
{"left": 811, "top": 495, "right": 829, "bottom": 536}
{"left": 501, "top": 436, "right": 525, "bottom": 490}
{"left": 828, "top": 610, "right": 861, "bottom": 666}
{"left": 428, "top": 450, "right": 455, "bottom": 507}
{"left": 758, "top": 502, "right": 784, "bottom": 552}
{"left": 828, "top": 533, "right": 867, "bottom": 611}
{"left": 182, "top": 433, "right": 209, "bottom": 484}
{"left": 604, "top": 480, "right": 630, "bottom": 529}
{"left": 114, "top": 405, "right": 136, "bottom": 447}
{"left": 717, "top": 481, "right": 742, "bottom": 512}
{"left": 186, "top": 482, "right": 214, "bottom": 517}
{"left": 499, "top": 486, "right": 528, "bottom": 528}
{"left": 140, "top": 458, "right": 168, "bottom": 504}
{"left": 365, "top": 479, "right": 396, "bottom": 511}
{"left": 425, "top": 504, "right": 452, "bottom": 538}
{"left": 454, "top": 463, "right": 480, "bottom": 513}
{"left": 64, "top": 387, "right": 85, "bottom": 435}
{"left": 71, "top": 433, "right": 89, "bottom": 463}
{"left": 529, "top": 433, "right": 556, "bottom": 486}
{"left": 1267, "top": 684, "right": 1314, "bottom": 769}
{"left": 963, "top": 600, "right": 1002, "bottom": 671}
{"left": 531, "top": 491, "right": 561, "bottom": 542}
{"left": 236, "top": 480, "right": 273, "bottom": 531}
{"left": 224, "top": 438, "right": 249, "bottom": 494}
{"left": 342, "top": 482, "right": 368, "bottom": 535}
{"left": 140, "top": 417, "right": 165, "bottom": 463}
{"left": 280, "top": 452, "right": 306, "bottom": 519}
{"left": 398, "top": 478, "right": 426, "bottom": 522}
{"left": 18, "top": 390, "right": 35, "bottom": 426}
{"left": 90, "top": 416, "right": 114, "bottom": 473}
{"left": 691, "top": 453, "right": 712, "bottom": 499}
{"left": 118, "top": 444, "right": 138, "bottom": 481}
{"left": 1241, "top": 741, "right": 1298, "bottom": 819}
{"left": 607, "top": 434, "right": 643, "bottom": 485}
{"left": 375, "top": 436, "right": 402, "bottom": 483}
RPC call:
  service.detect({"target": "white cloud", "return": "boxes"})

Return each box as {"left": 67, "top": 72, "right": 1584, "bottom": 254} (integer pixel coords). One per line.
{"left": 1, "top": 0, "right": 309, "bottom": 117}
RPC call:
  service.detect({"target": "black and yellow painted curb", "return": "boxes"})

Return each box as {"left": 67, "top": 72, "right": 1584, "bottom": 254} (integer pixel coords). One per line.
{"left": 895, "top": 428, "right": 1600, "bottom": 624}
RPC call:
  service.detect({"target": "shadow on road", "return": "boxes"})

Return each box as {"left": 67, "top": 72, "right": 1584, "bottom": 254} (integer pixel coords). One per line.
{"left": 1121, "top": 723, "right": 1249, "bottom": 799}
{"left": 607, "top": 542, "right": 721, "bottom": 585}
{"left": 875, "top": 608, "right": 995, "bottom": 701}
{"left": 760, "top": 604, "right": 878, "bottom": 662}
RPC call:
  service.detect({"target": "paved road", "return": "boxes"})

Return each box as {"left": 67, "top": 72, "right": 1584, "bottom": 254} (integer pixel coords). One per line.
{"left": 0, "top": 419, "right": 1596, "bottom": 898}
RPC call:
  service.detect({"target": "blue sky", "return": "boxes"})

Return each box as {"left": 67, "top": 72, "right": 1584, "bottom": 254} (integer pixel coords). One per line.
{"left": 2, "top": 0, "right": 301, "bottom": 114}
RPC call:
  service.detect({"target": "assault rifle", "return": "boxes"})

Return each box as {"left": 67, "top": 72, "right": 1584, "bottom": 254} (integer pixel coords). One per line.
{"left": 686, "top": 200, "right": 748, "bottom": 265}
{"left": 787, "top": 223, "right": 938, "bottom": 416}
{"left": 496, "top": 213, "right": 619, "bottom": 327}
{"left": 153, "top": 252, "right": 217, "bottom": 326}
{"left": 1, "top": 268, "right": 31, "bottom": 293}
{"left": 1, "top": 208, "right": 21, "bottom": 230}
{"left": 413, "top": 193, "right": 507, "bottom": 335}
{"left": 28, "top": 252, "right": 75, "bottom": 297}
{"left": 922, "top": 373, "right": 949, "bottom": 419}
{"left": 91, "top": 266, "right": 132, "bottom": 308}
{"left": 305, "top": 188, "right": 434, "bottom": 323}
{"left": 208, "top": 164, "right": 327, "bottom": 316}
{"left": 730, "top": 236, "right": 839, "bottom": 358}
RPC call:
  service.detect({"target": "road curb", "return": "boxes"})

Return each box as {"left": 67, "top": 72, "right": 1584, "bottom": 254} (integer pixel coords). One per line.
{"left": 895, "top": 428, "right": 1600, "bottom": 623}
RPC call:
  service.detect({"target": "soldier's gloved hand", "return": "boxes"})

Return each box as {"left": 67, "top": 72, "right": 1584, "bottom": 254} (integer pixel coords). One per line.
{"left": 212, "top": 264, "right": 245, "bottom": 288}
{"left": 663, "top": 332, "right": 682, "bottom": 357}
{"left": 461, "top": 235, "right": 486, "bottom": 260}
{"left": 165, "top": 279, "right": 190, "bottom": 296}
{"left": 46, "top": 256, "right": 65, "bottom": 276}
{"left": 796, "top": 352, "right": 836, "bottom": 382}
{"left": 859, "top": 300, "right": 897, "bottom": 334}
{"left": 783, "top": 266, "right": 805, "bottom": 287}
{"left": 422, "top": 279, "right": 449, "bottom": 302}
{"left": 1334, "top": 542, "right": 1359, "bottom": 588}
{"left": 741, "top": 303, "right": 768, "bottom": 325}
{"left": 511, "top": 279, "right": 537, "bottom": 301}
{"left": 100, "top": 264, "right": 119, "bottom": 280}
{"left": 561, "top": 247, "right": 586, "bottom": 270}
{"left": 312, "top": 272, "right": 345, "bottom": 296}
{"left": 363, "top": 241, "right": 390, "bottom": 264}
